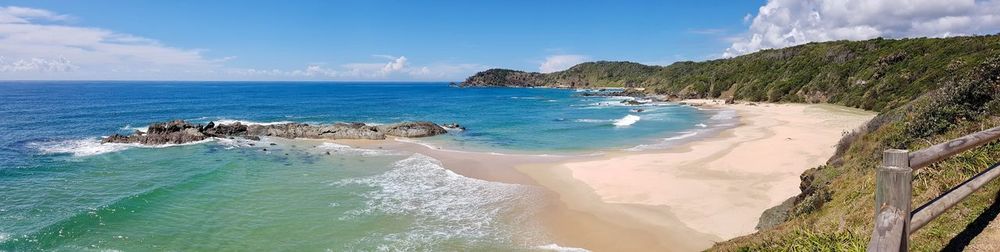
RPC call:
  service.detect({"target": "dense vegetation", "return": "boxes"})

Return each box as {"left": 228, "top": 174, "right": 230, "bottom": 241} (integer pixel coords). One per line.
{"left": 462, "top": 35, "right": 1000, "bottom": 250}
{"left": 462, "top": 35, "right": 1000, "bottom": 112}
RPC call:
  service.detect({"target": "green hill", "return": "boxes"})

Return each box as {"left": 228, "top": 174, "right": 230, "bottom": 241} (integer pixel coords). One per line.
{"left": 462, "top": 35, "right": 1000, "bottom": 250}
{"left": 462, "top": 35, "right": 1000, "bottom": 112}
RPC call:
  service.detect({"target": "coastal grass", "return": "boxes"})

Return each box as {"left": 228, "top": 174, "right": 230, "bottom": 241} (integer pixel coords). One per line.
{"left": 712, "top": 55, "right": 1000, "bottom": 250}
{"left": 463, "top": 34, "right": 1000, "bottom": 112}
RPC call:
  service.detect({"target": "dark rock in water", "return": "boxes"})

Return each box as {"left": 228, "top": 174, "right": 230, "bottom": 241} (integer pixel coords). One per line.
{"left": 102, "top": 119, "right": 448, "bottom": 145}
{"left": 103, "top": 120, "right": 208, "bottom": 145}
{"left": 621, "top": 99, "right": 644, "bottom": 105}
{"left": 376, "top": 122, "right": 448, "bottom": 137}
{"left": 631, "top": 109, "right": 645, "bottom": 113}
{"left": 269, "top": 143, "right": 277, "bottom": 146}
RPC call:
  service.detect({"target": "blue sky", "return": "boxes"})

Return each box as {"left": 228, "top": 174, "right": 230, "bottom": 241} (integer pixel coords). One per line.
{"left": 1, "top": 0, "right": 999, "bottom": 81}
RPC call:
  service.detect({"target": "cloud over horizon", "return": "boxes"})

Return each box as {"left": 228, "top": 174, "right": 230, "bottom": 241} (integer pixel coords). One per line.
{"left": 0, "top": 6, "right": 485, "bottom": 80}
{"left": 725, "top": 0, "right": 1000, "bottom": 57}
{"left": 539, "top": 54, "right": 589, "bottom": 73}
{"left": 0, "top": 6, "right": 222, "bottom": 78}
{"left": 226, "top": 55, "right": 488, "bottom": 81}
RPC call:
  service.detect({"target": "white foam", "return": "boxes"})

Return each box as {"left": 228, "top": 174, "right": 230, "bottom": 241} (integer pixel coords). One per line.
{"left": 536, "top": 244, "right": 591, "bottom": 252}
{"left": 215, "top": 137, "right": 266, "bottom": 149}
{"left": 0, "top": 232, "right": 9, "bottom": 243}
{"left": 31, "top": 138, "right": 137, "bottom": 157}
{"left": 696, "top": 123, "right": 708, "bottom": 128}
{"left": 32, "top": 138, "right": 218, "bottom": 157}
{"left": 574, "top": 119, "right": 612, "bottom": 123}
{"left": 120, "top": 124, "right": 148, "bottom": 133}
{"left": 315, "top": 142, "right": 403, "bottom": 156}
{"left": 212, "top": 119, "right": 294, "bottom": 126}
{"left": 613, "top": 115, "right": 641, "bottom": 127}
{"left": 333, "top": 154, "right": 546, "bottom": 249}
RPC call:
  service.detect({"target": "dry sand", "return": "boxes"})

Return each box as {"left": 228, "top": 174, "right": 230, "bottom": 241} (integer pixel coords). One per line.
{"left": 526, "top": 99, "right": 875, "bottom": 242}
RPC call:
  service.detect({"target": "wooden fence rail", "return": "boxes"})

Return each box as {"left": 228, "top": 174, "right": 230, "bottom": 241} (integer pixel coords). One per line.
{"left": 868, "top": 125, "right": 1000, "bottom": 252}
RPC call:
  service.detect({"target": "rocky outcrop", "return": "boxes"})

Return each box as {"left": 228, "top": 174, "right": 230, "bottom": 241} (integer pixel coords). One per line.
{"left": 102, "top": 120, "right": 448, "bottom": 145}
{"left": 103, "top": 120, "right": 210, "bottom": 145}
{"left": 375, "top": 122, "right": 448, "bottom": 137}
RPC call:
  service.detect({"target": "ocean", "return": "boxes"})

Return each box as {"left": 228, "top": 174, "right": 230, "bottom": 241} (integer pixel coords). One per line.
{"left": 0, "top": 82, "right": 717, "bottom": 251}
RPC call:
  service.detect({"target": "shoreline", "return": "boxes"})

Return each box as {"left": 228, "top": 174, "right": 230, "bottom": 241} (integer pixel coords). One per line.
{"left": 517, "top": 99, "right": 875, "bottom": 244}
{"left": 323, "top": 99, "right": 875, "bottom": 251}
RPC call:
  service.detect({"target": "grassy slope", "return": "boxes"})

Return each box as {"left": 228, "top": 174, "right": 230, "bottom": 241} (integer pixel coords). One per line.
{"left": 461, "top": 35, "right": 1000, "bottom": 250}
{"left": 463, "top": 35, "right": 1000, "bottom": 112}
{"left": 712, "top": 40, "right": 1000, "bottom": 251}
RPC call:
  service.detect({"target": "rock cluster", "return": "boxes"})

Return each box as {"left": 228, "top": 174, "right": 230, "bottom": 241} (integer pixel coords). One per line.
{"left": 103, "top": 120, "right": 448, "bottom": 145}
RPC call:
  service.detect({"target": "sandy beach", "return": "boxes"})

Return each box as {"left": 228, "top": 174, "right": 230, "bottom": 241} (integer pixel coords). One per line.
{"left": 520, "top": 99, "right": 875, "bottom": 242}
{"left": 327, "top": 100, "right": 876, "bottom": 251}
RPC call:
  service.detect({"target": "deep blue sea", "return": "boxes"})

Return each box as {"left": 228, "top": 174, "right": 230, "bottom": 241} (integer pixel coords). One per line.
{"left": 0, "top": 82, "right": 717, "bottom": 251}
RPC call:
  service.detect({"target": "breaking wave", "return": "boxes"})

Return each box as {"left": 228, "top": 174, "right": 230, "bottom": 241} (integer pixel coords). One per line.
{"left": 613, "top": 115, "right": 641, "bottom": 127}
{"left": 332, "top": 154, "right": 547, "bottom": 250}
{"left": 29, "top": 138, "right": 216, "bottom": 157}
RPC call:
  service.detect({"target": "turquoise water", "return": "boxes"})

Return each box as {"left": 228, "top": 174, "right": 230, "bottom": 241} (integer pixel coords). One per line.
{"left": 0, "top": 82, "right": 713, "bottom": 251}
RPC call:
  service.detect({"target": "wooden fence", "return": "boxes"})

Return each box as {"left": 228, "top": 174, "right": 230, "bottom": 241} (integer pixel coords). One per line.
{"left": 868, "top": 126, "right": 1000, "bottom": 251}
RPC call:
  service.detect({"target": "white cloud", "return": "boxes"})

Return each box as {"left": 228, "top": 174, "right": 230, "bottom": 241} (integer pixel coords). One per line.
{"left": 0, "top": 6, "right": 69, "bottom": 23}
{"left": 0, "top": 56, "right": 79, "bottom": 72}
{"left": 539, "top": 54, "right": 589, "bottom": 73}
{"left": 724, "top": 0, "right": 1000, "bottom": 57}
{"left": 227, "top": 56, "right": 486, "bottom": 80}
{"left": 0, "top": 6, "right": 222, "bottom": 79}
{"left": 0, "top": 6, "right": 485, "bottom": 80}
{"left": 689, "top": 28, "right": 726, "bottom": 35}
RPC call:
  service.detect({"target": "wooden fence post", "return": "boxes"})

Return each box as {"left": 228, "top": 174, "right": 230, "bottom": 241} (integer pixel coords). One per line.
{"left": 869, "top": 149, "right": 912, "bottom": 252}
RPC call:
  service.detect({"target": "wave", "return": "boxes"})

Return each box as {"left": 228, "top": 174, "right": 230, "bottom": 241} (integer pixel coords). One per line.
{"left": 332, "top": 154, "right": 546, "bottom": 250}
{"left": 536, "top": 244, "right": 591, "bottom": 252}
{"left": 120, "top": 124, "right": 148, "bottom": 133}
{"left": 30, "top": 138, "right": 137, "bottom": 157}
{"left": 212, "top": 119, "right": 294, "bottom": 126}
{"left": 613, "top": 115, "right": 641, "bottom": 127}
{"left": 31, "top": 137, "right": 217, "bottom": 157}
{"left": 314, "top": 142, "right": 404, "bottom": 156}
{"left": 696, "top": 123, "right": 708, "bottom": 128}
{"left": 574, "top": 118, "right": 613, "bottom": 123}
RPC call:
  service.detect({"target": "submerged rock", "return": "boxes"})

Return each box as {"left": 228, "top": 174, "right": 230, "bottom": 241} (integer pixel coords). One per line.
{"left": 102, "top": 119, "right": 448, "bottom": 145}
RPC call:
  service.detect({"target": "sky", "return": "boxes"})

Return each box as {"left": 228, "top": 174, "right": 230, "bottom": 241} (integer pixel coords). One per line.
{"left": 1, "top": 0, "right": 999, "bottom": 81}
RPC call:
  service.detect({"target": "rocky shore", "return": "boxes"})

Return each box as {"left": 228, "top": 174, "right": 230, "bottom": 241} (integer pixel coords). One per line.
{"left": 103, "top": 120, "right": 448, "bottom": 145}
